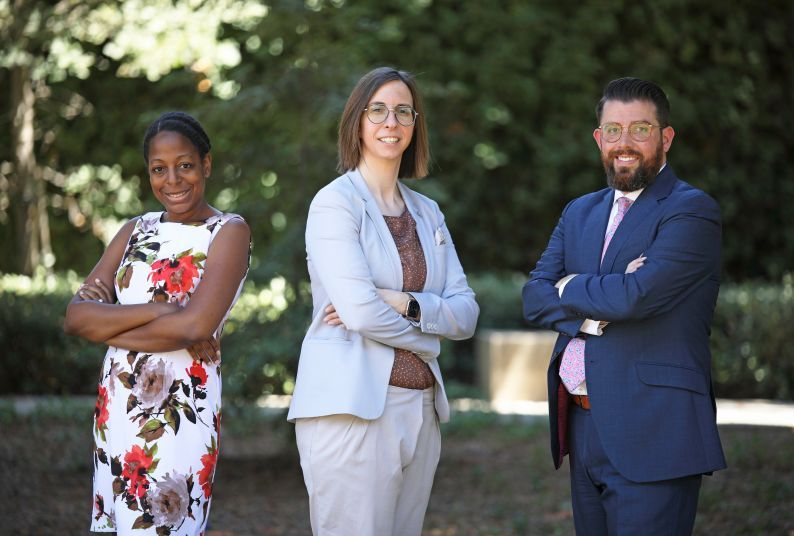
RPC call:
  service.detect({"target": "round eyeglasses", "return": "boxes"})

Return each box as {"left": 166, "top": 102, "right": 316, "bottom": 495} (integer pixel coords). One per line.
{"left": 364, "top": 103, "right": 418, "bottom": 127}
{"left": 598, "top": 122, "right": 662, "bottom": 143}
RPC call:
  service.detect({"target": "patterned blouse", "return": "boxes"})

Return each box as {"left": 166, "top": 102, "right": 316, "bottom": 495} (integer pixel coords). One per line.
{"left": 383, "top": 209, "right": 435, "bottom": 390}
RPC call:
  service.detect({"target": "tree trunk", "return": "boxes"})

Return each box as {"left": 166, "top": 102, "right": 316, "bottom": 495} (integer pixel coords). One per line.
{"left": 9, "top": 65, "right": 53, "bottom": 275}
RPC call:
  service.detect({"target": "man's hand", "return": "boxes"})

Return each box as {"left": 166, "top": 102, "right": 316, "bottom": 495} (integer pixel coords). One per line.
{"left": 626, "top": 255, "right": 647, "bottom": 274}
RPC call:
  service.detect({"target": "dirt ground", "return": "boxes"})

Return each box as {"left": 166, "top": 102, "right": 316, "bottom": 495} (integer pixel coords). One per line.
{"left": 2, "top": 408, "right": 793, "bottom": 535}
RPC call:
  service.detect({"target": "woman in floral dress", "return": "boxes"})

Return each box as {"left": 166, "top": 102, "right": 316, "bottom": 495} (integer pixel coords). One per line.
{"left": 64, "top": 111, "right": 251, "bottom": 534}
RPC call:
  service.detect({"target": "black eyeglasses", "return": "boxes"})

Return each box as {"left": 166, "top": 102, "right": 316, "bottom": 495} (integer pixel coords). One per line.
{"left": 364, "top": 103, "right": 418, "bottom": 126}
{"left": 598, "top": 122, "right": 662, "bottom": 143}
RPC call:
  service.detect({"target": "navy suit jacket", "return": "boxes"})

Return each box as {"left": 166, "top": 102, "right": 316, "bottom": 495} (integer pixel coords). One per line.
{"left": 523, "top": 165, "right": 727, "bottom": 482}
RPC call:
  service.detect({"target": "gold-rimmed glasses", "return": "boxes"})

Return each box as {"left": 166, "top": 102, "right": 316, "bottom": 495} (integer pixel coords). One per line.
{"left": 598, "top": 122, "right": 662, "bottom": 143}
{"left": 364, "top": 103, "right": 418, "bottom": 126}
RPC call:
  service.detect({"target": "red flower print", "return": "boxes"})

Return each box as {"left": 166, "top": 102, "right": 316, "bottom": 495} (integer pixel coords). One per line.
{"left": 186, "top": 361, "right": 208, "bottom": 387}
{"left": 197, "top": 448, "right": 218, "bottom": 499}
{"left": 149, "top": 255, "right": 200, "bottom": 295}
{"left": 95, "top": 385, "right": 110, "bottom": 431}
{"left": 122, "top": 445, "right": 154, "bottom": 498}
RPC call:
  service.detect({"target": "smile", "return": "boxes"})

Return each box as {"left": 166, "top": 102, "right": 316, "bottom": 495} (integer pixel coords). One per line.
{"left": 163, "top": 190, "right": 190, "bottom": 200}
{"left": 379, "top": 137, "right": 400, "bottom": 144}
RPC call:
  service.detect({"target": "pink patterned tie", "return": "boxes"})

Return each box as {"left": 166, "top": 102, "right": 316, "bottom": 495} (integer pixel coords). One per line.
{"left": 559, "top": 196, "right": 633, "bottom": 392}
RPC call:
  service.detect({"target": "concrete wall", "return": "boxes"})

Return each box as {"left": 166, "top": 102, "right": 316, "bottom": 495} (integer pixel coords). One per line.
{"left": 476, "top": 329, "right": 557, "bottom": 402}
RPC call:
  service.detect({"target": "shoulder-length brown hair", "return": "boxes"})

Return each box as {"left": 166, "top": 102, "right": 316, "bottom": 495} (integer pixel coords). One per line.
{"left": 337, "top": 67, "right": 430, "bottom": 179}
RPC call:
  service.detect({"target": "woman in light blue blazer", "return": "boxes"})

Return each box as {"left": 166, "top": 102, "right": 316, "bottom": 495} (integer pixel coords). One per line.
{"left": 288, "top": 67, "right": 479, "bottom": 535}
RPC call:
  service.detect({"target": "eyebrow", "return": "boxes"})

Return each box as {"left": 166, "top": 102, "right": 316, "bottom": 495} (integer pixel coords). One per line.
{"left": 369, "top": 101, "right": 414, "bottom": 107}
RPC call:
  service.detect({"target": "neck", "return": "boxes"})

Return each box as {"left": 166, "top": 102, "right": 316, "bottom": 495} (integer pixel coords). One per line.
{"left": 163, "top": 203, "right": 217, "bottom": 223}
{"left": 359, "top": 159, "right": 404, "bottom": 215}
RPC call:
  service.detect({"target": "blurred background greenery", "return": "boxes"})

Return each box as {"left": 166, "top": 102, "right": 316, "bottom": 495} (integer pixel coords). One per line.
{"left": 1, "top": 0, "right": 792, "bottom": 405}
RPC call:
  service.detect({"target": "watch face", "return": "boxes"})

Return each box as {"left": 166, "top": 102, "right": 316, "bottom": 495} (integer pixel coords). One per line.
{"left": 407, "top": 299, "right": 420, "bottom": 319}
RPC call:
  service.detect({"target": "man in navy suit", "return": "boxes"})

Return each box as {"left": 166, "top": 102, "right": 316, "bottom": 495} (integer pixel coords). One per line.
{"left": 523, "top": 78, "right": 727, "bottom": 535}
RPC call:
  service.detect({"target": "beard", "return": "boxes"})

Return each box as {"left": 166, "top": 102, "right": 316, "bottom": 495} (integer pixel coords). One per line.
{"left": 602, "top": 140, "right": 664, "bottom": 192}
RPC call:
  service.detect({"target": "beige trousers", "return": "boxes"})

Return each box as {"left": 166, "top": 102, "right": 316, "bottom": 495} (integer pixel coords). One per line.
{"left": 295, "top": 386, "right": 441, "bottom": 536}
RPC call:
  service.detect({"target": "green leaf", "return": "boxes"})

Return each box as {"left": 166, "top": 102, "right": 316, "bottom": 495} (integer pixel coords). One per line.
{"left": 164, "top": 406, "right": 180, "bottom": 435}
{"left": 136, "top": 419, "right": 166, "bottom": 442}
{"left": 183, "top": 405, "right": 196, "bottom": 425}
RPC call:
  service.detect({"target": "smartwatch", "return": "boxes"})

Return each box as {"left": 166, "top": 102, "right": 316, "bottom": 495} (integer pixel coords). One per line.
{"left": 405, "top": 295, "right": 421, "bottom": 321}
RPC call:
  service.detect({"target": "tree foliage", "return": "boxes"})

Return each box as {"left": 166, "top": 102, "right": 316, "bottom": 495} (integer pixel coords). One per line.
{"left": 1, "top": 0, "right": 793, "bottom": 401}
{"left": 2, "top": 0, "right": 792, "bottom": 281}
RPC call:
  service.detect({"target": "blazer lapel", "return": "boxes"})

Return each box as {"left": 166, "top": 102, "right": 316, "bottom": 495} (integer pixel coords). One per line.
{"left": 346, "top": 169, "right": 402, "bottom": 287}
{"left": 600, "top": 166, "right": 677, "bottom": 272}
{"left": 582, "top": 191, "right": 613, "bottom": 274}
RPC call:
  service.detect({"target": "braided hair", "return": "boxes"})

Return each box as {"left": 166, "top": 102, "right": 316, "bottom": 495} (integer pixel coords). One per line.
{"left": 142, "top": 111, "right": 212, "bottom": 163}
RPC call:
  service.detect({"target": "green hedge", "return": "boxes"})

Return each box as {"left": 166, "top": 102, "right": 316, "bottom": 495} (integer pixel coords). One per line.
{"left": 1, "top": 272, "right": 791, "bottom": 402}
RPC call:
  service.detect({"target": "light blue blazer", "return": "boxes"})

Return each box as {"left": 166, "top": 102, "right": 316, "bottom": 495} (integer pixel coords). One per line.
{"left": 287, "top": 169, "right": 479, "bottom": 423}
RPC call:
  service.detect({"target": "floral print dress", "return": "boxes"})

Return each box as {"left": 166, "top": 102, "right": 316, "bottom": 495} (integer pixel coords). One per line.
{"left": 91, "top": 212, "right": 248, "bottom": 535}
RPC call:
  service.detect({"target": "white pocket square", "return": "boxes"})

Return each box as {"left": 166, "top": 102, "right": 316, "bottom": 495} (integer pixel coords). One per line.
{"left": 434, "top": 226, "right": 447, "bottom": 246}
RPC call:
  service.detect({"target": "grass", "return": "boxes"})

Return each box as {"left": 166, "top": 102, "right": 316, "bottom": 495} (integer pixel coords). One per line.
{"left": 2, "top": 399, "right": 792, "bottom": 535}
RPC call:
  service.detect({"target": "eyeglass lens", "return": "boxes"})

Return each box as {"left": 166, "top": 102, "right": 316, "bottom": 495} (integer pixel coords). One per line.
{"left": 367, "top": 104, "right": 416, "bottom": 126}
{"left": 602, "top": 122, "right": 654, "bottom": 142}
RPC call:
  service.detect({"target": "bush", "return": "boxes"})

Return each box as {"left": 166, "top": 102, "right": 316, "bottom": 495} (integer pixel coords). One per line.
{"left": 0, "top": 272, "right": 102, "bottom": 395}
{"left": 710, "top": 275, "right": 794, "bottom": 399}
{"left": 2, "top": 272, "right": 792, "bottom": 401}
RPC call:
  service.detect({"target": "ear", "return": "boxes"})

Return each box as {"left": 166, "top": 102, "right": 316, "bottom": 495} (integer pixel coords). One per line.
{"left": 202, "top": 152, "right": 212, "bottom": 178}
{"left": 593, "top": 127, "right": 602, "bottom": 148}
{"left": 661, "top": 126, "right": 675, "bottom": 153}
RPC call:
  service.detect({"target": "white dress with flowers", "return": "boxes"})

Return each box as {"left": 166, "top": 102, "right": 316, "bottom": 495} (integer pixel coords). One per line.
{"left": 91, "top": 211, "right": 248, "bottom": 534}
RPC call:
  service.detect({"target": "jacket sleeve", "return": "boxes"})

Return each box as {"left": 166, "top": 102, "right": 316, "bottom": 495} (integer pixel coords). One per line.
{"left": 306, "top": 187, "right": 441, "bottom": 358}
{"left": 409, "top": 204, "right": 479, "bottom": 341}
{"left": 560, "top": 193, "right": 721, "bottom": 322}
{"left": 522, "top": 201, "right": 590, "bottom": 338}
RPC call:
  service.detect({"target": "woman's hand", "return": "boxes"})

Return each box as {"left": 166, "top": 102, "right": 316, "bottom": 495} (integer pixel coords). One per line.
{"left": 323, "top": 304, "right": 346, "bottom": 328}
{"left": 78, "top": 278, "right": 115, "bottom": 303}
{"left": 375, "top": 288, "right": 410, "bottom": 316}
{"left": 625, "top": 255, "right": 647, "bottom": 274}
{"left": 323, "top": 288, "right": 410, "bottom": 327}
{"left": 187, "top": 336, "right": 221, "bottom": 365}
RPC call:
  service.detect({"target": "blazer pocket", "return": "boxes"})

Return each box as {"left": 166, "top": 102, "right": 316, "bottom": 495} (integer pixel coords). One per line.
{"left": 635, "top": 362, "right": 708, "bottom": 395}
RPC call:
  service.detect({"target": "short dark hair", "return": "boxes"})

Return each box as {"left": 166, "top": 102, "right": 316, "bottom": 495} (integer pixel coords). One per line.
{"left": 337, "top": 67, "right": 430, "bottom": 179}
{"left": 596, "top": 77, "right": 670, "bottom": 127}
{"left": 142, "top": 111, "right": 211, "bottom": 163}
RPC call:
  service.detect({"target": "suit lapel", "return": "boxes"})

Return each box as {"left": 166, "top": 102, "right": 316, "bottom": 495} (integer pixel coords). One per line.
{"left": 346, "top": 169, "right": 402, "bottom": 287}
{"left": 582, "top": 191, "right": 613, "bottom": 274}
{"left": 600, "top": 166, "right": 677, "bottom": 272}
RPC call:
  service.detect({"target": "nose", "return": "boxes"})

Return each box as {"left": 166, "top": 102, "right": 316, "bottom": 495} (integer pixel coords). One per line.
{"left": 383, "top": 109, "right": 399, "bottom": 127}
{"left": 165, "top": 166, "right": 181, "bottom": 183}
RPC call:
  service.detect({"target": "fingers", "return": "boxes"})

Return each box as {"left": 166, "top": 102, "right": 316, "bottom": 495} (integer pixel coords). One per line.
{"left": 188, "top": 339, "right": 221, "bottom": 365}
{"left": 323, "top": 304, "right": 346, "bottom": 326}
{"left": 78, "top": 284, "right": 105, "bottom": 303}
{"left": 323, "top": 311, "right": 345, "bottom": 326}
{"left": 93, "top": 278, "right": 114, "bottom": 303}
{"left": 625, "top": 255, "right": 647, "bottom": 274}
{"left": 78, "top": 278, "right": 114, "bottom": 303}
